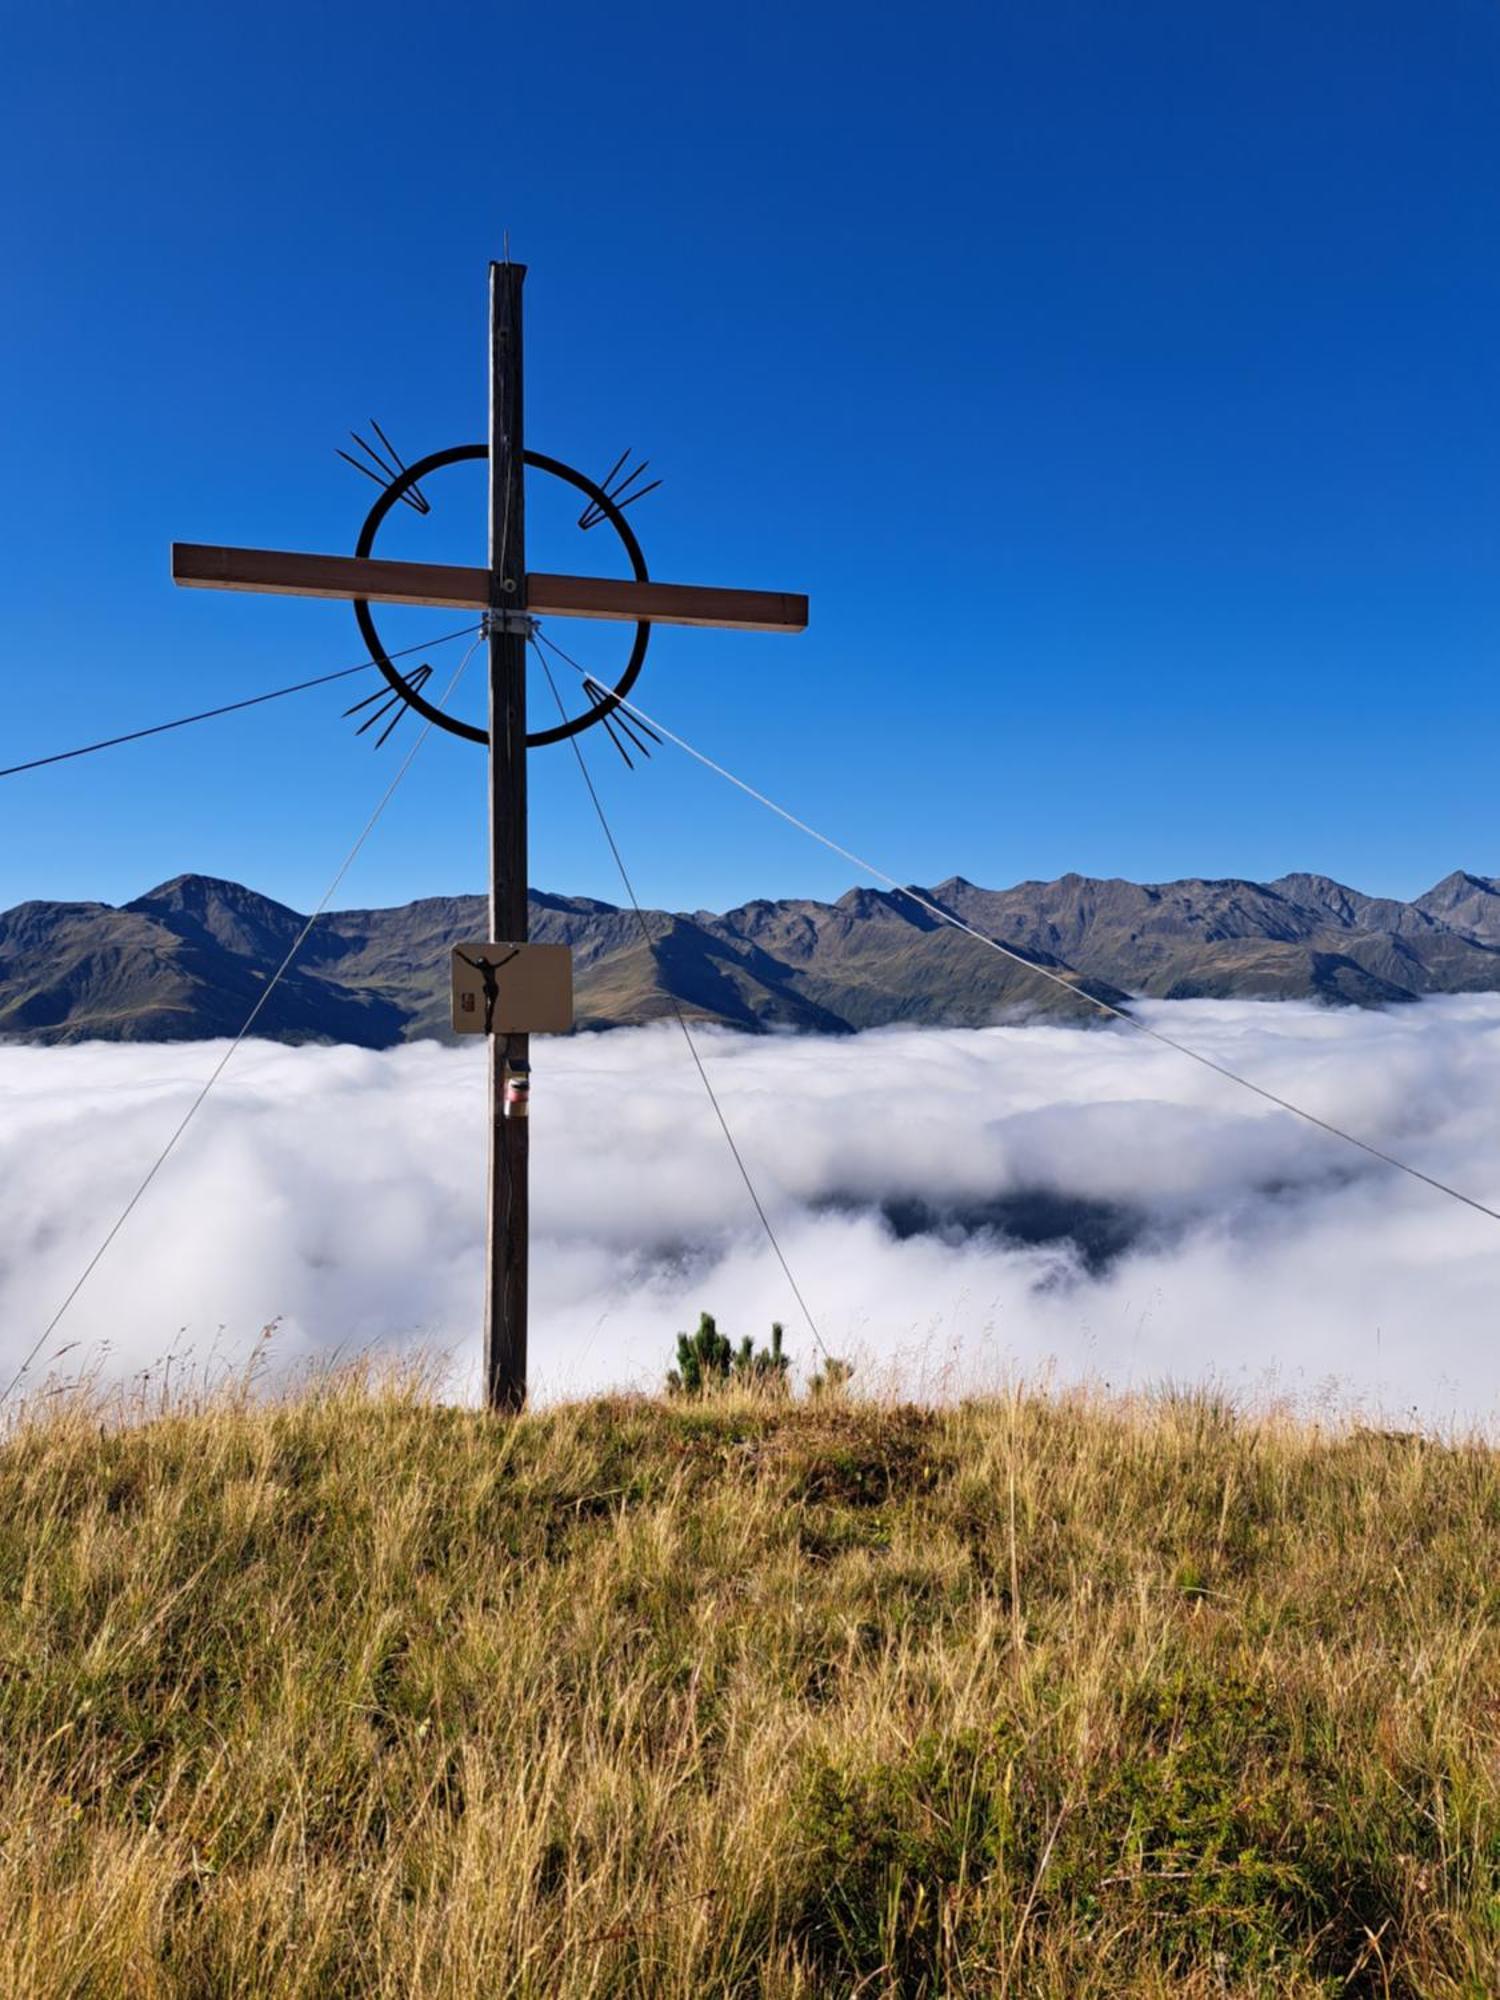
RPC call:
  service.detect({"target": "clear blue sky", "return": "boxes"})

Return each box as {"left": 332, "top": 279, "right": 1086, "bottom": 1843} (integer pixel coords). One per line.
{"left": 2, "top": 0, "right": 1497, "bottom": 917}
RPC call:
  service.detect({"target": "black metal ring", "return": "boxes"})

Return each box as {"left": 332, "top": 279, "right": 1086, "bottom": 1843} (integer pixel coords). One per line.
{"left": 352, "top": 443, "right": 652, "bottom": 747}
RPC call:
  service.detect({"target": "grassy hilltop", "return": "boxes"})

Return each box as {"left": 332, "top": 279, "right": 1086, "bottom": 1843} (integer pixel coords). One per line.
{"left": 1, "top": 1373, "right": 1497, "bottom": 1997}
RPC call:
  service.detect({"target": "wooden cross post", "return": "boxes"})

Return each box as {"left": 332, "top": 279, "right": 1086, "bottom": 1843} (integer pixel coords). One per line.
{"left": 171, "top": 258, "right": 808, "bottom": 1411}
{"left": 487, "top": 262, "right": 528, "bottom": 1411}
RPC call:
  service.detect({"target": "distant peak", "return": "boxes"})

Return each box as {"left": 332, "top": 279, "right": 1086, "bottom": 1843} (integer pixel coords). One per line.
{"left": 132, "top": 872, "right": 280, "bottom": 905}
{"left": 833, "top": 884, "right": 913, "bottom": 917}
{"left": 1423, "top": 870, "right": 1498, "bottom": 897}
{"left": 1271, "top": 871, "right": 1343, "bottom": 892}
{"left": 125, "top": 875, "right": 306, "bottom": 929}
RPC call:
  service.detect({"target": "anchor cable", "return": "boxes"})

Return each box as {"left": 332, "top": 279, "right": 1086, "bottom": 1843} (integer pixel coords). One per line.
{"left": 532, "top": 637, "right": 831, "bottom": 1360}
{"left": 531, "top": 626, "right": 1500, "bottom": 1233}
{"left": 1, "top": 632, "right": 487, "bottom": 1407}
{"left": 0, "top": 625, "right": 482, "bottom": 782}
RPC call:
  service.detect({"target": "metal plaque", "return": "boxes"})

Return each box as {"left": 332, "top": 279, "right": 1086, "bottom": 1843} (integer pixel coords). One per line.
{"left": 451, "top": 942, "right": 574, "bottom": 1035}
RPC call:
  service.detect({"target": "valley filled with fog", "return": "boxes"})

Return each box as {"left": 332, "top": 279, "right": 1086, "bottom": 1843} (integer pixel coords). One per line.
{"left": 3, "top": 996, "right": 1499, "bottom": 1424}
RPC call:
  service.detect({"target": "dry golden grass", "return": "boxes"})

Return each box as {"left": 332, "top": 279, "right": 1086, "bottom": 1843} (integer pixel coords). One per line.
{"left": 0, "top": 1365, "right": 1497, "bottom": 1996}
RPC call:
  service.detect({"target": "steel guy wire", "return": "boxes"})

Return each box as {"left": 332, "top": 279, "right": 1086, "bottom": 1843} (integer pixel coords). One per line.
{"left": 531, "top": 636, "right": 831, "bottom": 1361}
{"left": 0, "top": 625, "right": 482, "bottom": 782}
{"left": 0, "top": 632, "right": 487, "bottom": 1408}
{"left": 530, "top": 626, "right": 1500, "bottom": 1233}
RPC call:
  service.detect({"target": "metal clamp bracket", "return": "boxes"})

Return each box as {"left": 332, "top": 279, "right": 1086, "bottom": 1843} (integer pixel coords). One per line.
{"left": 482, "top": 608, "right": 538, "bottom": 639}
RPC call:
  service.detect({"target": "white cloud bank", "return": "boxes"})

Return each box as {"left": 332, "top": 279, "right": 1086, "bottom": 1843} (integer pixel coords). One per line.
{"left": 3, "top": 996, "right": 1500, "bottom": 1422}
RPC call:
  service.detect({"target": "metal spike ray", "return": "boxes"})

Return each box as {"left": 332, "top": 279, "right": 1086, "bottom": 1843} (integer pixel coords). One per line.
{"left": 373, "top": 702, "right": 413, "bottom": 750}
{"left": 529, "top": 641, "right": 652, "bottom": 771}
{"left": 336, "top": 421, "right": 432, "bottom": 515}
{"left": 342, "top": 662, "right": 434, "bottom": 747}
{"left": 613, "top": 707, "right": 660, "bottom": 760}
{"left": 583, "top": 674, "right": 660, "bottom": 759}
{"left": 577, "top": 448, "right": 663, "bottom": 531}
{"left": 368, "top": 421, "right": 428, "bottom": 510}
{"left": 355, "top": 696, "right": 403, "bottom": 737}
{"left": 343, "top": 682, "right": 395, "bottom": 719}
{"left": 598, "top": 710, "right": 635, "bottom": 768}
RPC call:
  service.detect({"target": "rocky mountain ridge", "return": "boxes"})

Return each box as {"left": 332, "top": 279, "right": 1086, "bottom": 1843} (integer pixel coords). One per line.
{"left": 2, "top": 867, "right": 1498, "bottom": 1045}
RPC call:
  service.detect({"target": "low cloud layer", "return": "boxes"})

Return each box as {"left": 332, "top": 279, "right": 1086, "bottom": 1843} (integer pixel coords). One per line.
{"left": 3, "top": 997, "right": 1500, "bottom": 1422}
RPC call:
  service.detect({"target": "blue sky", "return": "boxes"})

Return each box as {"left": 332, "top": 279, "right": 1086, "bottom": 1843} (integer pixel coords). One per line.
{"left": 1, "top": 0, "right": 1497, "bottom": 917}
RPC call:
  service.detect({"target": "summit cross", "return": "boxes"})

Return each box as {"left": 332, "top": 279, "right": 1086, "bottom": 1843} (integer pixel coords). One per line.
{"left": 170, "top": 259, "right": 808, "bottom": 1410}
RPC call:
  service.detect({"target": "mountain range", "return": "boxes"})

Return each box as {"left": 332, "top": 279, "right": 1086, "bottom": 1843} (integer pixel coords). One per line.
{"left": 2, "top": 867, "right": 1499, "bottom": 1046}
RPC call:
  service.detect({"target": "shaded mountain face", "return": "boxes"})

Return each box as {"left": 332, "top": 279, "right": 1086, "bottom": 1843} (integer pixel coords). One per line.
{"left": 2, "top": 867, "right": 1499, "bottom": 1046}
{"left": 1412, "top": 872, "right": 1500, "bottom": 947}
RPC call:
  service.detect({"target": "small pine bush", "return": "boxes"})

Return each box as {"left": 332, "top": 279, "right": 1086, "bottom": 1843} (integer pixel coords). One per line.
{"left": 810, "top": 1356, "right": 854, "bottom": 1398}
{"left": 667, "top": 1312, "right": 790, "bottom": 1395}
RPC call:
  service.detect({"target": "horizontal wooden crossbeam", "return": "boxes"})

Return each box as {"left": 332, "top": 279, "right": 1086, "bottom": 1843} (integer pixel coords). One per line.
{"left": 526, "top": 571, "right": 808, "bottom": 633}
{"left": 173, "top": 543, "right": 488, "bottom": 610}
{"left": 170, "top": 544, "right": 808, "bottom": 633}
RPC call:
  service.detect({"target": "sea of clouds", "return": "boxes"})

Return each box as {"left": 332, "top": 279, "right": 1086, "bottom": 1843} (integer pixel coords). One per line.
{"left": 3, "top": 996, "right": 1500, "bottom": 1423}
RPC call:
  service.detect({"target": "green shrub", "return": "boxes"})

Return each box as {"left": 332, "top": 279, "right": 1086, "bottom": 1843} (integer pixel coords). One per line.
{"left": 810, "top": 1356, "right": 854, "bottom": 1398}
{"left": 666, "top": 1311, "right": 790, "bottom": 1395}
{"left": 790, "top": 1732, "right": 994, "bottom": 1990}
